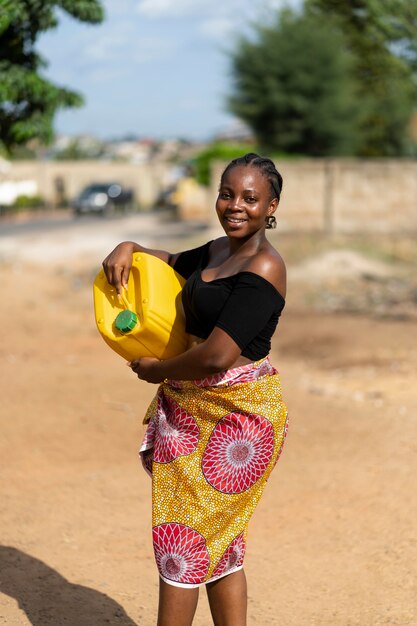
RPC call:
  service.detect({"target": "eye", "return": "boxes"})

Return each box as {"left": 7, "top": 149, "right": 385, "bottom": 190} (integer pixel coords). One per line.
{"left": 219, "top": 191, "right": 231, "bottom": 199}
{"left": 245, "top": 196, "right": 257, "bottom": 203}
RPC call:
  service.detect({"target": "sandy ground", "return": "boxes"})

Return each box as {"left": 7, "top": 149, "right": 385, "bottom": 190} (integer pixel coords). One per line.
{"left": 0, "top": 213, "right": 416, "bottom": 625}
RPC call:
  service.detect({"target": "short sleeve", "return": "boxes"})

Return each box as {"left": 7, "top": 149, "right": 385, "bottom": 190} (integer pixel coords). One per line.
{"left": 173, "top": 241, "right": 212, "bottom": 279}
{"left": 214, "top": 272, "right": 284, "bottom": 350}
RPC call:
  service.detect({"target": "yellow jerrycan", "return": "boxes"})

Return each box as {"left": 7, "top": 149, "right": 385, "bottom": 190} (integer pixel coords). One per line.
{"left": 93, "top": 252, "right": 187, "bottom": 361}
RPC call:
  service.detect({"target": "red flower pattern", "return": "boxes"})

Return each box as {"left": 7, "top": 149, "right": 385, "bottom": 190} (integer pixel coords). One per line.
{"left": 151, "top": 393, "right": 199, "bottom": 464}
{"left": 212, "top": 533, "right": 246, "bottom": 579}
{"left": 153, "top": 523, "right": 210, "bottom": 585}
{"left": 202, "top": 412, "right": 274, "bottom": 493}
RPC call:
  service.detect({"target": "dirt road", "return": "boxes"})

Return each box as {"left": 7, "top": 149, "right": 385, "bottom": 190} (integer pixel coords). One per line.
{"left": 0, "top": 218, "right": 416, "bottom": 625}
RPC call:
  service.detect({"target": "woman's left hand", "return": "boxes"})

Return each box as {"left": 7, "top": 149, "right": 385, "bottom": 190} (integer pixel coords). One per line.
{"left": 128, "top": 357, "right": 164, "bottom": 383}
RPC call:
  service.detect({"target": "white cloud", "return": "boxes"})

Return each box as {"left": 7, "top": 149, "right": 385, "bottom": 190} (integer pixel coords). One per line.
{"left": 130, "top": 37, "right": 178, "bottom": 64}
{"left": 103, "top": 0, "right": 133, "bottom": 15}
{"left": 89, "top": 66, "right": 129, "bottom": 83}
{"left": 81, "top": 20, "right": 176, "bottom": 66}
{"left": 136, "top": 0, "right": 212, "bottom": 18}
{"left": 199, "top": 17, "right": 236, "bottom": 40}
{"left": 84, "top": 30, "right": 130, "bottom": 62}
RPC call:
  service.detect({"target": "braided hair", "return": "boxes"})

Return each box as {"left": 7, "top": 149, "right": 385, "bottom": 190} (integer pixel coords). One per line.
{"left": 220, "top": 153, "right": 283, "bottom": 202}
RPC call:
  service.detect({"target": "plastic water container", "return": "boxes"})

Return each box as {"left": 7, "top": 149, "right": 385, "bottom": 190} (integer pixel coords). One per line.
{"left": 93, "top": 252, "right": 187, "bottom": 361}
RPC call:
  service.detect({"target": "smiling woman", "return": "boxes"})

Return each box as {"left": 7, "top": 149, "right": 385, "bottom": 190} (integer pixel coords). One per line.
{"left": 216, "top": 153, "right": 282, "bottom": 237}
{"left": 101, "top": 153, "right": 289, "bottom": 626}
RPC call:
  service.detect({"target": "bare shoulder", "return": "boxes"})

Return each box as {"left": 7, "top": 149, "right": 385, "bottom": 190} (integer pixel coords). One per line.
{"left": 210, "top": 236, "right": 229, "bottom": 252}
{"left": 245, "top": 246, "right": 287, "bottom": 298}
{"left": 170, "top": 237, "right": 225, "bottom": 266}
{"left": 207, "top": 236, "right": 229, "bottom": 261}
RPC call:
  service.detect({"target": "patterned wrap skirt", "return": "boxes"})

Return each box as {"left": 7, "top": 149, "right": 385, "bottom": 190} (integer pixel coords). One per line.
{"left": 139, "top": 356, "right": 289, "bottom": 588}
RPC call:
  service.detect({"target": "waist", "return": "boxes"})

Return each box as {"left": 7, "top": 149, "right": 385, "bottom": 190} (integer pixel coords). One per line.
{"left": 167, "top": 355, "right": 276, "bottom": 389}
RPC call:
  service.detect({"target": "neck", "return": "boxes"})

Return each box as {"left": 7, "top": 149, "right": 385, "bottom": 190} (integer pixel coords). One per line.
{"left": 228, "top": 229, "right": 267, "bottom": 255}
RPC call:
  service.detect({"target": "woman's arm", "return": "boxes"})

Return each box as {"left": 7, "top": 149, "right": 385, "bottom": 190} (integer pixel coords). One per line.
{"left": 129, "top": 327, "right": 242, "bottom": 383}
{"left": 131, "top": 256, "right": 287, "bottom": 384}
{"left": 102, "top": 241, "right": 181, "bottom": 295}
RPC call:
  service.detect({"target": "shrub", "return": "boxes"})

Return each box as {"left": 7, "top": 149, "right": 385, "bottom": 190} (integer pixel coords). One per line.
{"left": 12, "top": 194, "right": 45, "bottom": 210}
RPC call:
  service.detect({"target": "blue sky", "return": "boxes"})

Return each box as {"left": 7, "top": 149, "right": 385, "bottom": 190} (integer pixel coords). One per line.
{"left": 37, "top": 0, "right": 296, "bottom": 141}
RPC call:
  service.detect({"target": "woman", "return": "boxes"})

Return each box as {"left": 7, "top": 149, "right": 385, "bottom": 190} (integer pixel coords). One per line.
{"left": 102, "top": 153, "right": 289, "bottom": 626}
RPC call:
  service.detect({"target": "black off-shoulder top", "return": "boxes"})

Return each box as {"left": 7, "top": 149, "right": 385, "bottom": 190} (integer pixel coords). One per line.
{"left": 173, "top": 241, "right": 285, "bottom": 360}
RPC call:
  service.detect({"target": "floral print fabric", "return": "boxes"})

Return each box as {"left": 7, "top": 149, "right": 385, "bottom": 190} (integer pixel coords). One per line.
{"left": 140, "top": 357, "right": 289, "bottom": 588}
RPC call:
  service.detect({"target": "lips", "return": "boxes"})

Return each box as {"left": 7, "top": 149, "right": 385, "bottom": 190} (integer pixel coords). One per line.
{"left": 224, "top": 216, "right": 246, "bottom": 224}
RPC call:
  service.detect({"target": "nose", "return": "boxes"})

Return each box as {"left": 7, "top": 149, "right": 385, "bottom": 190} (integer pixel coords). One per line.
{"left": 227, "top": 197, "right": 241, "bottom": 211}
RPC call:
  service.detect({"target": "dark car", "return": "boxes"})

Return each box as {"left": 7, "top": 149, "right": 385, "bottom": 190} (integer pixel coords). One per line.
{"left": 73, "top": 182, "right": 135, "bottom": 216}
{"left": 155, "top": 184, "right": 178, "bottom": 212}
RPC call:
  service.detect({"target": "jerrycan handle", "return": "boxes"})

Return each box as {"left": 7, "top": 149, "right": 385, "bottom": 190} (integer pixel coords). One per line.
{"left": 119, "top": 288, "right": 132, "bottom": 311}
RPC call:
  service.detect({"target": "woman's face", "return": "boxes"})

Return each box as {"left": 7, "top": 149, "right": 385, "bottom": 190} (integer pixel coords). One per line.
{"left": 216, "top": 165, "right": 277, "bottom": 239}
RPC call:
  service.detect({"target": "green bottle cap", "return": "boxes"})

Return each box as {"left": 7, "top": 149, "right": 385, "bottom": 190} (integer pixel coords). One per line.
{"left": 115, "top": 310, "right": 138, "bottom": 333}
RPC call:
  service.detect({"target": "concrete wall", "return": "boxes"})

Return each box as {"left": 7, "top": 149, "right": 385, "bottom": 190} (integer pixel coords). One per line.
{"left": 211, "top": 158, "right": 417, "bottom": 234}
{"left": 0, "top": 160, "right": 172, "bottom": 209}
{"left": 2, "top": 158, "right": 417, "bottom": 233}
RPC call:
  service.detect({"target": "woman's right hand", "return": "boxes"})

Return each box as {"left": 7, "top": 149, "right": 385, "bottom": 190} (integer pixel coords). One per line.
{"left": 102, "top": 241, "right": 135, "bottom": 295}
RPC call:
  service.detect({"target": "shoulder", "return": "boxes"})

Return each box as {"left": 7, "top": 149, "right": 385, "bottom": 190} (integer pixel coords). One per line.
{"left": 244, "top": 246, "right": 287, "bottom": 298}
{"left": 204, "top": 236, "right": 230, "bottom": 265}
{"left": 170, "top": 239, "right": 214, "bottom": 277}
{"left": 208, "top": 236, "right": 228, "bottom": 254}
{"left": 171, "top": 239, "right": 212, "bottom": 263}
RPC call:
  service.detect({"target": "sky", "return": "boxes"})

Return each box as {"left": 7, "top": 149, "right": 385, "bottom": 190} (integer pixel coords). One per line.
{"left": 37, "top": 0, "right": 297, "bottom": 141}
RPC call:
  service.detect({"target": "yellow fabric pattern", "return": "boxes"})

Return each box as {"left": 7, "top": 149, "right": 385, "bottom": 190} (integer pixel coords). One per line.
{"left": 140, "top": 360, "right": 288, "bottom": 588}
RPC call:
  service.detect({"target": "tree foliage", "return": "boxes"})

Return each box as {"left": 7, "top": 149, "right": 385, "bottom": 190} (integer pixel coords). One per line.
{"left": 307, "top": 0, "right": 417, "bottom": 70}
{"left": 228, "top": 3, "right": 417, "bottom": 156}
{"left": 0, "top": 0, "right": 104, "bottom": 153}
{"left": 228, "top": 9, "right": 360, "bottom": 157}
{"left": 306, "top": 0, "right": 417, "bottom": 155}
{"left": 193, "top": 142, "right": 255, "bottom": 186}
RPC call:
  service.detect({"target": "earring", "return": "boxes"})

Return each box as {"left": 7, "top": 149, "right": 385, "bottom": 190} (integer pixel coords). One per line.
{"left": 265, "top": 215, "right": 277, "bottom": 229}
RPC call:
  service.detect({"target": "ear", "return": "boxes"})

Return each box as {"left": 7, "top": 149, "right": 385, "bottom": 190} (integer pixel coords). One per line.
{"left": 267, "top": 197, "right": 278, "bottom": 215}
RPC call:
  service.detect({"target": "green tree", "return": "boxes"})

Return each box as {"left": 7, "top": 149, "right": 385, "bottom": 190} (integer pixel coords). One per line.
{"left": 0, "top": 0, "right": 104, "bottom": 153}
{"left": 193, "top": 142, "right": 255, "bottom": 186}
{"left": 228, "top": 9, "right": 360, "bottom": 156}
{"left": 307, "top": 0, "right": 417, "bottom": 155}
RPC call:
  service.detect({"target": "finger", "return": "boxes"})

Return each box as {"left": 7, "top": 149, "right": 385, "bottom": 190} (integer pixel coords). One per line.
{"left": 102, "top": 255, "right": 111, "bottom": 283}
{"left": 121, "top": 265, "right": 131, "bottom": 290}
{"left": 102, "top": 259, "right": 117, "bottom": 290}
{"left": 112, "top": 264, "right": 123, "bottom": 295}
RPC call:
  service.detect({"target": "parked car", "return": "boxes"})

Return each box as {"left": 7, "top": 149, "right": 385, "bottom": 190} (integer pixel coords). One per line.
{"left": 72, "top": 182, "right": 134, "bottom": 216}
{"left": 155, "top": 184, "right": 178, "bottom": 212}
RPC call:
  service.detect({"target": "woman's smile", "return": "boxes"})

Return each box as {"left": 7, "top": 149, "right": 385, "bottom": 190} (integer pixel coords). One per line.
{"left": 224, "top": 215, "right": 247, "bottom": 227}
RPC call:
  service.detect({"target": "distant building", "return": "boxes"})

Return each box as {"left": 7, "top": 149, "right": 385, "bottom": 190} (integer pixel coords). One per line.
{"left": 107, "top": 140, "right": 152, "bottom": 164}
{"left": 212, "top": 120, "right": 254, "bottom": 143}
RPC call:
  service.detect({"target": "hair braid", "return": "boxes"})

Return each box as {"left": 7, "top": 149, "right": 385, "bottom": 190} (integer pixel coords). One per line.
{"left": 220, "top": 153, "right": 283, "bottom": 201}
